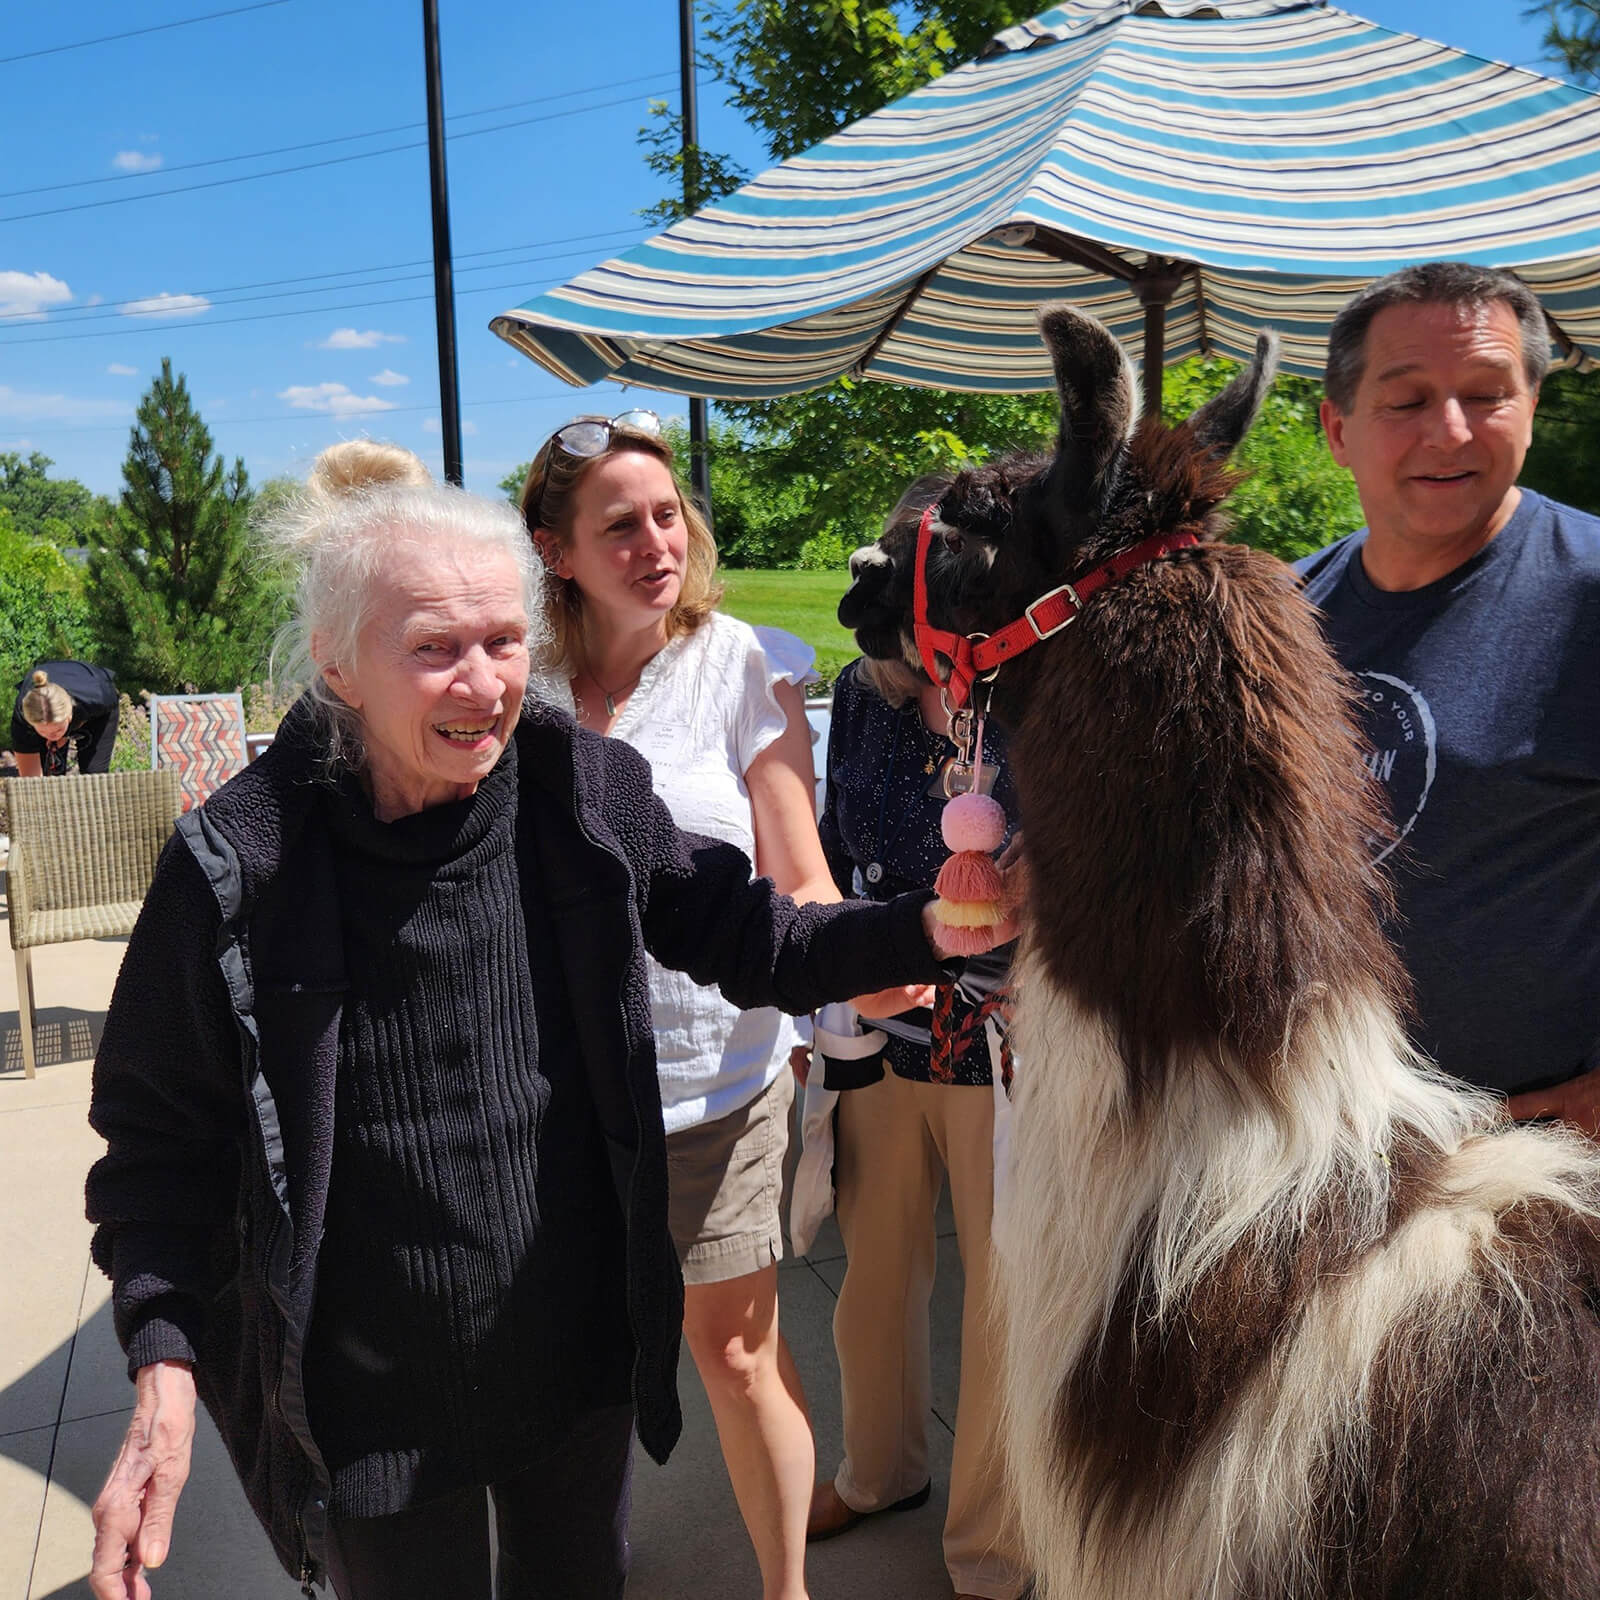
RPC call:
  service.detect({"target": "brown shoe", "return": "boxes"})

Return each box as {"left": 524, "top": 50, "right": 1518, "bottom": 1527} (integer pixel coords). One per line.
{"left": 805, "top": 1478, "right": 933, "bottom": 1543}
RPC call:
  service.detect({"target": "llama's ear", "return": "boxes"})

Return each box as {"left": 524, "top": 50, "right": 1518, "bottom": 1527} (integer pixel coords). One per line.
{"left": 1188, "top": 330, "right": 1279, "bottom": 457}
{"left": 1036, "top": 303, "right": 1138, "bottom": 507}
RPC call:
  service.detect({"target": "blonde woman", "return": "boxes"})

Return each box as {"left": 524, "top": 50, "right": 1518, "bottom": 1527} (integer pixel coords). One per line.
{"left": 10, "top": 660, "right": 120, "bottom": 777}
{"left": 521, "top": 411, "right": 897, "bottom": 1600}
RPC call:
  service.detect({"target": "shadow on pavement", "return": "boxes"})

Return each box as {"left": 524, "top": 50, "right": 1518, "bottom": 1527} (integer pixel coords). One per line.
{"left": 2, "top": 1008, "right": 106, "bottom": 1076}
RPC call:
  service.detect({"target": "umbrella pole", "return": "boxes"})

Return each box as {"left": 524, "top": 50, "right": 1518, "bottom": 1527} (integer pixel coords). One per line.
{"left": 1134, "top": 257, "right": 1186, "bottom": 423}
{"left": 422, "top": 0, "right": 464, "bottom": 486}
{"left": 679, "top": 0, "right": 714, "bottom": 529}
{"left": 1141, "top": 301, "right": 1166, "bottom": 421}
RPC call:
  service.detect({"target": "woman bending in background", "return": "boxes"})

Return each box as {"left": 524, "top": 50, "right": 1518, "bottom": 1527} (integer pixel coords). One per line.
{"left": 10, "top": 660, "right": 119, "bottom": 776}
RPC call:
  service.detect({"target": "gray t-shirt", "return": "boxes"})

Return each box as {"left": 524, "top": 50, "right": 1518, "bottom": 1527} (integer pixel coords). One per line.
{"left": 1297, "top": 490, "right": 1600, "bottom": 1096}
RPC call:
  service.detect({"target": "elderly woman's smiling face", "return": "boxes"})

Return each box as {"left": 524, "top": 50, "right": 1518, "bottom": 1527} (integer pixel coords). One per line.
{"left": 323, "top": 537, "right": 530, "bottom": 821}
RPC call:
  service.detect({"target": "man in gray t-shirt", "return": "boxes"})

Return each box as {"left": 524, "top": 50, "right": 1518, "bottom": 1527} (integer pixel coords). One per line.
{"left": 1298, "top": 262, "right": 1600, "bottom": 1132}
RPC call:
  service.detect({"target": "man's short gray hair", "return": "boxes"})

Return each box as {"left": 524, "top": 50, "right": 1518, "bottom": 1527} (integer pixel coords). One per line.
{"left": 260, "top": 482, "right": 545, "bottom": 770}
{"left": 1324, "top": 261, "right": 1551, "bottom": 413}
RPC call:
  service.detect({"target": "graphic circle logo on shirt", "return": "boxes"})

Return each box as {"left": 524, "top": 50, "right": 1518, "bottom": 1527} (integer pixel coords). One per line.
{"left": 1352, "top": 671, "right": 1437, "bottom": 863}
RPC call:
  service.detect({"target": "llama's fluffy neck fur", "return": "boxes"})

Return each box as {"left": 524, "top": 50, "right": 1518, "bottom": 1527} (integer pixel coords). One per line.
{"left": 996, "top": 950, "right": 1600, "bottom": 1600}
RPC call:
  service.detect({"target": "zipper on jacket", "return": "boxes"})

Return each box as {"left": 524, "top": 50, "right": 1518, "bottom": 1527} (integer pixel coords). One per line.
{"left": 295, "top": 1500, "right": 316, "bottom": 1595}
{"left": 567, "top": 770, "right": 655, "bottom": 1380}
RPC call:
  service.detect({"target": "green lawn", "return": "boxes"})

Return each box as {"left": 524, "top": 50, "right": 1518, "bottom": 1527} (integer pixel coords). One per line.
{"left": 718, "top": 568, "right": 860, "bottom": 688}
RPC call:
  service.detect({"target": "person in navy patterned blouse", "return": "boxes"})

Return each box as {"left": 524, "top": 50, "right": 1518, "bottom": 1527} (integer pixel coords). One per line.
{"left": 807, "top": 633, "right": 1028, "bottom": 1600}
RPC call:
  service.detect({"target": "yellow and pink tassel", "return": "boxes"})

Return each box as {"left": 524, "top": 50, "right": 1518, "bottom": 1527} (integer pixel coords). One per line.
{"left": 932, "top": 790, "right": 1007, "bottom": 955}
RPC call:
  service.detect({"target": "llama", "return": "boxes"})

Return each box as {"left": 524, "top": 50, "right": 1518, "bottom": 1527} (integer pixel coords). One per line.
{"left": 838, "top": 305, "right": 1600, "bottom": 1600}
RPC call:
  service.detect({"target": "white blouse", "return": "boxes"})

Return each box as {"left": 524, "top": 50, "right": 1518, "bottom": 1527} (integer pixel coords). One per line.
{"left": 531, "top": 612, "right": 817, "bottom": 1134}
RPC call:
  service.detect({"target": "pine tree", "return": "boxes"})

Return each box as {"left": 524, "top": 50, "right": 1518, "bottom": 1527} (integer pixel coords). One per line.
{"left": 88, "top": 358, "right": 284, "bottom": 693}
{"left": 1528, "top": 0, "right": 1600, "bottom": 83}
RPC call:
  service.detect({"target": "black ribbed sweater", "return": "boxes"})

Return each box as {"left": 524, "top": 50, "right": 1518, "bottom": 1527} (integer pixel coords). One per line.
{"left": 305, "top": 743, "right": 630, "bottom": 1516}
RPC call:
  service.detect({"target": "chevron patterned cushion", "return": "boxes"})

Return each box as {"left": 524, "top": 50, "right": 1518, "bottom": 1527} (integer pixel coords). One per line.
{"left": 150, "top": 694, "right": 248, "bottom": 812}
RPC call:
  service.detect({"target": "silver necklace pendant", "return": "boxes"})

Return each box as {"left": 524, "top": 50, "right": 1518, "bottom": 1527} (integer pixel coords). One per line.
{"left": 604, "top": 692, "right": 618, "bottom": 718}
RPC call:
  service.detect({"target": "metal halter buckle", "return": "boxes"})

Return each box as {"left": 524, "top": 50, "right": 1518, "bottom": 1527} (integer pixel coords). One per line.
{"left": 939, "top": 694, "right": 987, "bottom": 798}
{"left": 1025, "top": 583, "right": 1082, "bottom": 641}
{"left": 967, "top": 631, "right": 1001, "bottom": 685}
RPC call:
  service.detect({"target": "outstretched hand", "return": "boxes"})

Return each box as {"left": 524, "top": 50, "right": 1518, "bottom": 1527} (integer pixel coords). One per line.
{"left": 853, "top": 983, "right": 938, "bottom": 1019}
{"left": 90, "top": 1360, "right": 196, "bottom": 1600}
{"left": 1505, "top": 1063, "right": 1600, "bottom": 1140}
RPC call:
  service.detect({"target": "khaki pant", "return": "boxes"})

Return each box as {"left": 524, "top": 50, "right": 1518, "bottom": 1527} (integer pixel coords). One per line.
{"left": 831, "top": 1070, "right": 1024, "bottom": 1600}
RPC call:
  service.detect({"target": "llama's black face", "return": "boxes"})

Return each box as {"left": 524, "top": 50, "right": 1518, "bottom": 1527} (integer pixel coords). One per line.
{"left": 836, "top": 455, "right": 1051, "bottom": 678}
{"left": 836, "top": 534, "right": 916, "bottom": 667}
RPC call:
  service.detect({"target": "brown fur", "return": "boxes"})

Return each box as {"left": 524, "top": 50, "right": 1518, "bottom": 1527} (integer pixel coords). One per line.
{"left": 1307, "top": 1198, "right": 1600, "bottom": 1600}
{"left": 1067, "top": 1135, "right": 1445, "bottom": 1543}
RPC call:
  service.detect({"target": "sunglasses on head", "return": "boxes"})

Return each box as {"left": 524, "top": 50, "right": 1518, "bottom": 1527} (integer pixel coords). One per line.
{"left": 526, "top": 409, "right": 664, "bottom": 528}
{"left": 547, "top": 408, "right": 662, "bottom": 460}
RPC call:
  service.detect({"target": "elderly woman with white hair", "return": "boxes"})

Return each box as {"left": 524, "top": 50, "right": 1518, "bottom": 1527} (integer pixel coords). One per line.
{"left": 83, "top": 443, "right": 1007, "bottom": 1600}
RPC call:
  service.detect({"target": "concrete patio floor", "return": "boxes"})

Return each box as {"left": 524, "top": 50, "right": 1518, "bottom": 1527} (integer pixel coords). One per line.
{"left": 0, "top": 894, "right": 971, "bottom": 1599}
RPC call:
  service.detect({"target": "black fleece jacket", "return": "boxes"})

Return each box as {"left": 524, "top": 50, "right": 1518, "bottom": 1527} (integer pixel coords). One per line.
{"left": 85, "top": 698, "right": 943, "bottom": 1587}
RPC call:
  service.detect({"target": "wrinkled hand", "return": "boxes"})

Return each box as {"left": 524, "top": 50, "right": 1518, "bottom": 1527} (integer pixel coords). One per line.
{"left": 90, "top": 1360, "right": 196, "bottom": 1600}
{"left": 853, "top": 982, "right": 938, "bottom": 1019}
{"left": 1505, "top": 1063, "right": 1600, "bottom": 1140}
{"left": 789, "top": 1042, "right": 812, "bottom": 1088}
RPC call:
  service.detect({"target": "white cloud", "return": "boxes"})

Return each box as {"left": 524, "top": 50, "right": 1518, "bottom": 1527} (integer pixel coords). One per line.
{"left": 0, "top": 270, "right": 72, "bottom": 320}
{"left": 0, "top": 384, "right": 130, "bottom": 422}
{"left": 278, "top": 382, "right": 397, "bottom": 417}
{"left": 313, "top": 327, "right": 405, "bottom": 351}
{"left": 113, "top": 150, "right": 163, "bottom": 173}
{"left": 369, "top": 368, "right": 409, "bottom": 387}
{"left": 121, "top": 291, "right": 211, "bottom": 319}
{"left": 106, "top": 363, "right": 138, "bottom": 376}
{"left": 422, "top": 417, "right": 478, "bottom": 436}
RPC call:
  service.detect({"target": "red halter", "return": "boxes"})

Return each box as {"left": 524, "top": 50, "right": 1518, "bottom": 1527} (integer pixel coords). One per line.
{"left": 911, "top": 500, "right": 1200, "bottom": 709}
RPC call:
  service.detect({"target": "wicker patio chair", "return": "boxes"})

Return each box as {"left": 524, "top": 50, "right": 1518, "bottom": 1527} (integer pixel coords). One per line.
{"left": 3, "top": 769, "right": 182, "bottom": 1079}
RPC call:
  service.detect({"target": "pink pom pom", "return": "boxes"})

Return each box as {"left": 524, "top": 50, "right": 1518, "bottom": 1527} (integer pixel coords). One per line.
{"left": 934, "top": 850, "right": 1005, "bottom": 904}
{"left": 941, "top": 791, "right": 1006, "bottom": 853}
{"left": 931, "top": 921, "right": 999, "bottom": 956}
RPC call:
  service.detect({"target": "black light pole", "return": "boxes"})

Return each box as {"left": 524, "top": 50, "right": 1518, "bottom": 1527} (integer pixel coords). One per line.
{"left": 423, "top": 0, "right": 464, "bottom": 485}
{"left": 678, "top": 0, "right": 714, "bottom": 527}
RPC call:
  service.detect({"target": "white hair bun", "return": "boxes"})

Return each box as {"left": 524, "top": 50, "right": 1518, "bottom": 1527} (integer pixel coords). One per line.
{"left": 308, "top": 439, "right": 431, "bottom": 499}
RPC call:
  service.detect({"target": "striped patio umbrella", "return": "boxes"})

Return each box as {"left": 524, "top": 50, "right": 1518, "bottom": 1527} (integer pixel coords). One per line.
{"left": 490, "top": 0, "right": 1600, "bottom": 412}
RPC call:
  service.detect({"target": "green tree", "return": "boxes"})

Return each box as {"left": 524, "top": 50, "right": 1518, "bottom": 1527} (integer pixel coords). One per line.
{"left": 0, "top": 450, "right": 114, "bottom": 548}
{"left": 637, "top": 103, "right": 750, "bottom": 228}
{"left": 704, "top": 0, "right": 1029, "bottom": 160}
{"left": 1161, "top": 359, "right": 1364, "bottom": 561}
{"left": 88, "top": 357, "right": 285, "bottom": 694}
{"left": 1525, "top": 367, "right": 1600, "bottom": 515}
{"left": 1527, "top": 0, "right": 1600, "bottom": 81}
{"left": 499, "top": 462, "right": 531, "bottom": 503}
{"left": 0, "top": 509, "right": 95, "bottom": 723}
{"left": 717, "top": 384, "right": 1059, "bottom": 564}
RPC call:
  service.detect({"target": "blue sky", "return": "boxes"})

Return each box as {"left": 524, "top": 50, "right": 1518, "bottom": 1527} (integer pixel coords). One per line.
{"left": 0, "top": 0, "right": 1566, "bottom": 498}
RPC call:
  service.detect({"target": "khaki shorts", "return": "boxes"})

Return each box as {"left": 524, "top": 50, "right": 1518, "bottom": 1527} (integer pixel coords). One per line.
{"left": 666, "top": 1070, "right": 794, "bottom": 1285}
